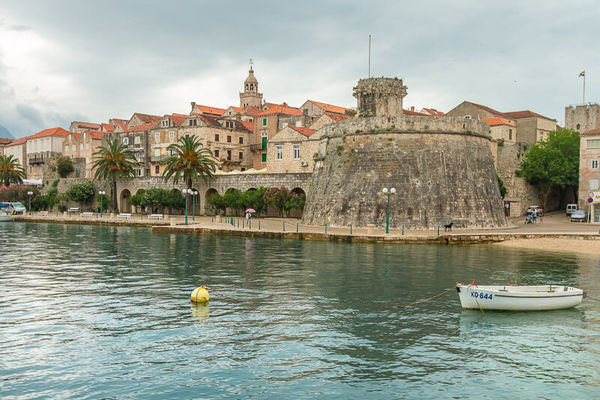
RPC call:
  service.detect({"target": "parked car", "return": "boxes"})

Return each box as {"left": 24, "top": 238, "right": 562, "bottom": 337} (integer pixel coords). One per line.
{"left": 527, "top": 205, "right": 540, "bottom": 215}
{"left": 570, "top": 209, "right": 586, "bottom": 222}
{"left": 0, "top": 202, "right": 26, "bottom": 215}
{"left": 566, "top": 204, "right": 578, "bottom": 215}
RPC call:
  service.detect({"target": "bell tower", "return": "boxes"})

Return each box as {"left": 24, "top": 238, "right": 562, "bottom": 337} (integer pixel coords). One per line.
{"left": 239, "top": 58, "right": 263, "bottom": 109}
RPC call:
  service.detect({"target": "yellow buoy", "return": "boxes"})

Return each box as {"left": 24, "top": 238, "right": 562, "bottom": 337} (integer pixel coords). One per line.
{"left": 191, "top": 286, "right": 210, "bottom": 303}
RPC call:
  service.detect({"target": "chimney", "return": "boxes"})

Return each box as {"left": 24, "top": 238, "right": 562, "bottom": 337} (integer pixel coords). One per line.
{"left": 411, "top": 106, "right": 415, "bottom": 112}
{"left": 191, "top": 102, "right": 196, "bottom": 112}
{"left": 283, "top": 102, "right": 288, "bottom": 107}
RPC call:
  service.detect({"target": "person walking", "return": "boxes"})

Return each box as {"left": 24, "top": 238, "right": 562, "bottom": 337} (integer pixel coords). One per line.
{"left": 538, "top": 209, "right": 544, "bottom": 224}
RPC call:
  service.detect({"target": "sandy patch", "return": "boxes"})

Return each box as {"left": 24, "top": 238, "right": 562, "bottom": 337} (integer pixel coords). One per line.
{"left": 493, "top": 238, "right": 600, "bottom": 256}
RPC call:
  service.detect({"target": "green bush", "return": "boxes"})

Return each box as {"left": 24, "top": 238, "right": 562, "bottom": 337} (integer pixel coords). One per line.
{"left": 57, "top": 157, "right": 74, "bottom": 178}
{"left": 64, "top": 181, "right": 95, "bottom": 208}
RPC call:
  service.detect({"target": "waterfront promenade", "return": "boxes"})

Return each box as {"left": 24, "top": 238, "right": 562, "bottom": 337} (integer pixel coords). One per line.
{"left": 14, "top": 211, "right": 600, "bottom": 248}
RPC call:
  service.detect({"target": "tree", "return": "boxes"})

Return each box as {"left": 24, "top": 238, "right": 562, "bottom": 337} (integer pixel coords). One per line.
{"left": 92, "top": 138, "right": 138, "bottom": 212}
{"left": 497, "top": 175, "right": 507, "bottom": 199}
{"left": 263, "top": 186, "right": 291, "bottom": 216}
{"left": 64, "top": 181, "right": 95, "bottom": 209}
{"left": 162, "top": 136, "right": 217, "bottom": 190}
{"left": 0, "top": 154, "right": 26, "bottom": 186}
{"left": 517, "top": 128, "right": 579, "bottom": 208}
{"left": 57, "top": 157, "right": 75, "bottom": 178}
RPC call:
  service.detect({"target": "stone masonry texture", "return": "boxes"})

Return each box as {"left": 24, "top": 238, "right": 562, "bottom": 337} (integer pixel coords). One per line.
{"left": 302, "top": 116, "right": 508, "bottom": 229}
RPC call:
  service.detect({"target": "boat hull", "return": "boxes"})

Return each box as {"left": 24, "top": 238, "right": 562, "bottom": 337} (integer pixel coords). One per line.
{"left": 456, "top": 285, "right": 583, "bottom": 311}
{"left": 0, "top": 214, "right": 13, "bottom": 222}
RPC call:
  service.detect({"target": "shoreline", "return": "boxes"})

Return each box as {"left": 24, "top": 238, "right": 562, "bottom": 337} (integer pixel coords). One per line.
{"left": 11, "top": 215, "right": 600, "bottom": 250}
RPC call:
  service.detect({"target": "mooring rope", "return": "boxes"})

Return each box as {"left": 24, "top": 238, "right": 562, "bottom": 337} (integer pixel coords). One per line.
{"left": 203, "top": 285, "right": 247, "bottom": 302}
{"left": 393, "top": 286, "right": 457, "bottom": 308}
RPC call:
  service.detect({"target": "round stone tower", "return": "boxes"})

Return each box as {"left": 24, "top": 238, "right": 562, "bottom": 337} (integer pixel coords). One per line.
{"left": 353, "top": 77, "right": 407, "bottom": 117}
{"left": 302, "top": 78, "right": 507, "bottom": 229}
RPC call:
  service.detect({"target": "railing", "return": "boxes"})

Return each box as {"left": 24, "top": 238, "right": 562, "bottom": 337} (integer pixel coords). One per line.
{"left": 28, "top": 151, "right": 53, "bottom": 164}
{"left": 250, "top": 144, "right": 265, "bottom": 151}
{"left": 150, "top": 155, "right": 168, "bottom": 162}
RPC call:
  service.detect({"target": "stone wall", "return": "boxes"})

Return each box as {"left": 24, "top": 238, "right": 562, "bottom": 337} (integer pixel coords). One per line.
{"left": 303, "top": 116, "right": 507, "bottom": 229}
{"left": 353, "top": 78, "right": 407, "bottom": 118}
{"left": 565, "top": 104, "right": 600, "bottom": 132}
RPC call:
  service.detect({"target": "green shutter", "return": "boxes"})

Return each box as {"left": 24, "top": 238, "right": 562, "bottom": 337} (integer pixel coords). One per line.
{"left": 261, "top": 136, "right": 267, "bottom": 149}
{"left": 261, "top": 153, "right": 267, "bottom": 163}
{"left": 262, "top": 118, "right": 267, "bottom": 126}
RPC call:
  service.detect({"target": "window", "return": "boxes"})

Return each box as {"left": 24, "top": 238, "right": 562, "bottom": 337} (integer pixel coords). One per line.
{"left": 239, "top": 151, "right": 243, "bottom": 159}
{"left": 80, "top": 143, "right": 83, "bottom": 151}
{"left": 464, "top": 115, "right": 472, "bottom": 120}
{"left": 261, "top": 153, "right": 267, "bottom": 163}
{"left": 262, "top": 118, "right": 267, "bottom": 126}
{"left": 294, "top": 145, "right": 300, "bottom": 160}
{"left": 587, "top": 139, "right": 600, "bottom": 148}
{"left": 85, "top": 142, "right": 90, "bottom": 150}
{"left": 134, "top": 136, "right": 141, "bottom": 145}
{"left": 276, "top": 145, "right": 283, "bottom": 160}
{"left": 239, "top": 137, "right": 243, "bottom": 144}
{"left": 136, "top": 169, "right": 141, "bottom": 176}
{"left": 72, "top": 144, "right": 75, "bottom": 152}
{"left": 155, "top": 132, "right": 160, "bottom": 142}
{"left": 169, "top": 131, "right": 175, "bottom": 141}
{"left": 214, "top": 149, "right": 220, "bottom": 157}
{"left": 591, "top": 179, "right": 599, "bottom": 190}
{"left": 227, "top": 150, "right": 232, "bottom": 161}
{"left": 283, "top": 122, "right": 288, "bottom": 128}
{"left": 155, "top": 165, "right": 160, "bottom": 174}
{"left": 261, "top": 135, "right": 267, "bottom": 150}
{"left": 577, "top": 123, "right": 581, "bottom": 130}
{"left": 123, "top": 137, "right": 129, "bottom": 145}
{"left": 539, "top": 132, "right": 544, "bottom": 141}
{"left": 190, "top": 119, "right": 197, "bottom": 126}
{"left": 295, "top": 120, "right": 302, "bottom": 127}
{"left": 185, "top": 134, "right": 189, "bottom": 138}
{"left": 215, "top": 134, "right": 220, "bottom": 142}
{"left": 155, "top": 149, "right": 160, "bottom": 158}
{"left": 592, "top": 160, "right": 599, "bottom": 170}
{"left": 85, "top": 157, "right": 90, "bottom": 165}
{"left": 225, "top": 121, "right": 234, "bottom": 129}
{"left": 227, "top": 135, "right": 231, "bottom": 143}
{"left": 508, "top": 129, "right": 512, "bottom": 141}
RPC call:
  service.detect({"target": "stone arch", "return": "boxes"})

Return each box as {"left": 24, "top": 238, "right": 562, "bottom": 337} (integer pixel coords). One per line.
{"left": 291, "top": 187, "right": 305, "bottom": 196}
{"left": 205, "top": 188, "right": 218, "bottom": 215}
{"left": 120, "top": 189, "right": 132, "bottom": 213}
{"left": 170, "top": 188, "right": 182, "bottom": 215}
{"left": 289, "top": 187, "right": 306, "bottom": 218}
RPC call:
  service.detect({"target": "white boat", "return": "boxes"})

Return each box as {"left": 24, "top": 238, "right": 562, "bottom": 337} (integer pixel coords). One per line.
{"left": 456, "top": 283, "right": 583, "bottom": 311}
{"left": 0, "top": 212, "right": 13, "bottom": 222}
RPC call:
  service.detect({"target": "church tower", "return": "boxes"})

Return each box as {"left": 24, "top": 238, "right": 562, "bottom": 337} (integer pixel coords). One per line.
{"left": 239, "top": 59, "right": 263, "bottom": 109}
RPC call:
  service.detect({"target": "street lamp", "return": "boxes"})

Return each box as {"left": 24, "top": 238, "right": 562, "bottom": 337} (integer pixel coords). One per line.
{"left": 191, "top": 190, "right": 198, "bottom": 222}
{"left": 382, "top": 187, "right": 396, "bottom": 234}
{"left": 27, "top": 191, "right": 33, "bottom": 215}
{"left": 182, "top": 189, "right": 190, "bottom": 225}
{"left": 98, "top": 190, "right": 106, "bottom": 218}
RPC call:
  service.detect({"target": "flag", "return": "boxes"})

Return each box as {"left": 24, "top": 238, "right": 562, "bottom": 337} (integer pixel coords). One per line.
{"left": 579, "top": 71, "right": 585, "bottom": 77}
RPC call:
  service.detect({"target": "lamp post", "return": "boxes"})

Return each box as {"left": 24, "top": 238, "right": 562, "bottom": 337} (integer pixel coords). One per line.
{"left": 27, "top": 191, "right": 33, "bottom": 215}
{"left": 382, "top": 187, "right": 396, "bottom": 234}
{"left": 99, "top": 190, "right": 106, "bottom": 218}
{"left": 192, "top": 190, "right": 198, "bottom": 222}
{"left": 182, "top": 189, "right": 189, "bottom": 225}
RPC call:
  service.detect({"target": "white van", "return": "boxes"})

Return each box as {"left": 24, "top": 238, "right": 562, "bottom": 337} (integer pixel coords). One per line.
{"left": 566, "top": 204, "right": 577, "bottom": 215}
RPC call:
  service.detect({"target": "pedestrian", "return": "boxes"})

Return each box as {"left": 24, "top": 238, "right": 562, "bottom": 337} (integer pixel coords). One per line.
{"left": 245, "top": 212, "right": 251, "bottom": 221}
{"left": 538, "top": 209, "right": 543, "bottom": 224}
{"left": 532, "top": 209, "right": 537, "bottom": 224}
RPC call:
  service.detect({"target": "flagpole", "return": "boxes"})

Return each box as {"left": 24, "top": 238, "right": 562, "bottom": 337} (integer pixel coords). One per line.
{"left": 583, "top": 73, "right": 586, "bottom": 104}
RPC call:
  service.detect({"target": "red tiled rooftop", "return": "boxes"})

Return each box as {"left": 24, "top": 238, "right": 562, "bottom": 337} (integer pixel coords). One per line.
{"left": 239, "top": 121, "right": 254, "bottom": 132}
{"left": 131, "top": 113, "right": 162, "bottom": 125}
{"left": 465, "top": 101, "right": 508, "bottom": 118}
{"left": 421, "top": 108, "right": 445, "bottom": 116}
{"left": 5, "top": 136, "right": 27, "bottom": 146}
{"left": 289, "top": 126, "right": 316, "bottom": 137}
{"left": 72, "top": 121, "right": 101, "bottom": 129}
{"left": 30, "top": 127, "right": 70, "bottom": 139}
{"left": 403, "top": 109, "right": 429, "bottom": 116}
{"left": 125, "top": 122, "right": 156, "bottom": 133}
{"left": 503, "top": 110, "right": 556, "bottom": 122}
{"left": 484, "top": 117, "right": 516, "bottom": 127}
{"left": 581, "top": 128, "right": 600, "bottom": 136}
{"left": 257, "top": 103, "right": 303, "bottom": 116}
{"left": 194, "top": 104, "right": 227, "bottom": 116}
{"left": 323, "top": 112, "right": 351, "bottom": 122}
{"left": 307, "top": 100, "right": 351, "bottom": 115}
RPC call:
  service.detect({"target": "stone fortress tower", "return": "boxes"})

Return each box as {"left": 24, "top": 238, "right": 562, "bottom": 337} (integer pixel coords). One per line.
{"left": 565, "top": 103, "right": 600, "bottom": 132}
{"left": 353, "top": 77, "right": 407, "bottom": 117}
{"left": 302, "top": 77, "right": 507, "bottom": 229}
{"left": 239, "top": 60, "right": 263, "bottom": 109}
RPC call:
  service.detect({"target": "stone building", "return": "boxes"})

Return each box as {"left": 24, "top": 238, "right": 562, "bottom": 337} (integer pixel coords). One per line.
{"left": 63, "top": 122, "right": 116, "bottom": 178}
{"left": 266, "top": 126, "right": 317, "bottom": 174}
{"left": 484, "top": 117, "right": 516, "bottom": 143}
{"left": 148, "top": 113, "right": 188, "bottom": 176}
{"left": 303, "top": 77, "right": 507, "bottom": 229}
{"left": 25, "top": 127, "right": 70, "bottom": 180}
{"left": 239, "top": 66, "right": 263, "bottom": 110}
{"left": 111, "top": 113, "right": 162, "bottom": 177}
{"left": 578, "top": 128, "right": 600, "bottom": 221}
{"left": 565, "top": 103, "right": 600, "bottom": 132}
{"left": 353, "top": 77, "right": 407, "bottom": 117}
{"left": 308, "top": 112, "right": 351, "bottom": 131}
{"left": 3, "top": 137, "right": 27, "bottom": 171}
{"left": 0, "top": 137, "right": 13, "bottom": 156}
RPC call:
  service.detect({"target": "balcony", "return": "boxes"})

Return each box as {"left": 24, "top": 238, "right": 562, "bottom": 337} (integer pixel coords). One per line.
{"left": 150, "top": 155, "right": 168, "bottom": 163}
{"left": 28, "top": 151, "right": 54, "bottom": 165}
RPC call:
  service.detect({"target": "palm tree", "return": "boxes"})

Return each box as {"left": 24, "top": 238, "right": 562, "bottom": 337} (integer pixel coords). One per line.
{"left": 162, "top": 135, "right": 217, "bottom": 189}
{"left": 92, "top": 138, "right": 138, "bottom": 212}
{"left": 0, "top": 154, "right": 26, "bottom": 186}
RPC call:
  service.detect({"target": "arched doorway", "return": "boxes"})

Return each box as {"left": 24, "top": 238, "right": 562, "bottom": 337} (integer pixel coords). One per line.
{"left": 205, "top": 188, "right": 219, "bottom": 215}
{"left": 120, "top": 189, "right": 132, "bottom": 213}
{"left": 290, "top": 187, "right": 306, "bottom": 218}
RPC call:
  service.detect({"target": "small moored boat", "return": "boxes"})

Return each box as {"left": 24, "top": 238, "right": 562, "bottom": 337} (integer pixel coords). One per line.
{"left": 456, "top": 283, "right": 583, "bottom": 311}
{"left": 0, "top": 211, "right": 13, "bottom": 222}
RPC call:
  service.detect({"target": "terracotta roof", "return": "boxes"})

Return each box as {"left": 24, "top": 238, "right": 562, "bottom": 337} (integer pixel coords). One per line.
{"left": 30, "top": 127, "right": 70, "bottom": 139}
{"left": 125, "top": 122, "right": 156, "bottom": 133}
{"left": 257, "top": 103, "right": 303, "bottom": 116}
{"left": 244, "top": 107, "right": 261, "bottom": 116}
{"left": 101, "top": 123, "right": 115, "bottom": 133}
{"left": 484, "top": 117, "right": 516, "bottom": 127}
{"left": 503, "top": 110, "right": 556, "bottom": 122}
{"left": 131, "top": 113, "right": 161, "bottom": 125}
{"left": 5, "top": 137, "right": 27, "bottom": 147}
{"left": 168, "top": 114, "right": 187, "bottom": 126}
{"left": 323, "top": 112, "right": 351, "bottom": 122}
{"left": 581, "top": 128, "right": 600, "bottom": 136}
{"left": 239, "top": 121, "right": 254, "bottom": 132}
{"left": 67, "top": 132, "right": 83, "bottom": 139}
{"left": 228, "top": 106, "right": 243, "bottom": 113}
{"left": 465, "top": 101, "right": 508, "bottom": 118}
{"left": 193, "top": 104, "right": 227, "bottom": 116}
{"left": 0, "top": 137, "right": 13, "bottom": 145}
{"left": 192, "top": 113, "right": 221, "bottom": 128}
{"left": 289, "top": 126, "right": 316, "bottom": 137}
{"left": 307, "top": 100, "right": 351, "bottom": 115}
{"left": 71, "top": 121, "right": 101, "bottom": 129}
{"left": 89, "top": 131, "right": 106, "bottom": 140}
{"left": 421, "top": 108, "right": 445, "bottom": 116}
{"left": 110, "top": 118, "right": 129, "bottom": 131}
{"left": 403, "top": 109, "right": 429, "bottom": 116}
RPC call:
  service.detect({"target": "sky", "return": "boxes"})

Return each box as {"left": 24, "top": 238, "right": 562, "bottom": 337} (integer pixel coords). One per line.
{"left": 0, "top": 0, "right": 599, "bottom": 138}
